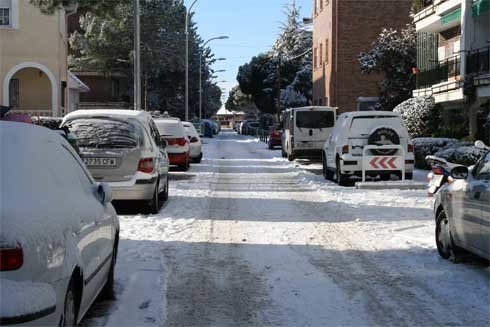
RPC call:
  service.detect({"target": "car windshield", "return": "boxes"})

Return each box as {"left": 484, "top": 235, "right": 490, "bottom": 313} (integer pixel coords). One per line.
{"left": 350, "top": 116, "right": 403, "bottom": 136}
{"left": 296, "top": 111, "right": 334, "bottom": 129}
{"left": 65, "top": 118, "right": 141, "bottom": 149}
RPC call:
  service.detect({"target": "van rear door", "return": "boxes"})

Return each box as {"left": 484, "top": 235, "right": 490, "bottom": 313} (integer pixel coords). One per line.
{"left": 294, "top": 108, "right": 335, "bottom": 149}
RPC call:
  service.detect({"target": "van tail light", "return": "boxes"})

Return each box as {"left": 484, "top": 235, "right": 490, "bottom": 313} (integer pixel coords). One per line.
{"left": 0, "top": 247, "right": 23, "bottom": 271}
{"left": 408, "top": 144, "right": 414, "bottom": 153}
{"left": 138, "top": 158, "right": 155, "bottom": 173}
{"left": 342, "top": 145, "right": 349, "bottom": 154}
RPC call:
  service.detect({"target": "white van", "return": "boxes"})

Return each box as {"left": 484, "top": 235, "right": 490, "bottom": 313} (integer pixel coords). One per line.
{"left": 281, "top": 106, "right": 337, "bottom": 161}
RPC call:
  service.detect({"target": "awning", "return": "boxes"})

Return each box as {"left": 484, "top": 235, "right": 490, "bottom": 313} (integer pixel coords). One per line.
{"left": 68, "top": 71, "right": 90, "bottom": 93}
{"left": 472, "top": 0, "right": 489, "bottom": 16}
{"left": 441, "top": 7, "right": 461, "bottom": 25}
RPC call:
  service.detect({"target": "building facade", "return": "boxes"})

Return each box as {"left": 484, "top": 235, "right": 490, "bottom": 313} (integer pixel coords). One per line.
{"left": 312, "top": 0, "right": 413, "bottom": 113}
{"left": 0, "top": 0, "right": 87, "bottom": 117}
{"left": 413, "top": 0, "right": 489, "bottom": 138}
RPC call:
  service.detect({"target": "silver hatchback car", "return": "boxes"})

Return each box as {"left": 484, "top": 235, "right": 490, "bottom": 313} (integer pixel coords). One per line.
{"left": 63, "top": 110, "right": 170, "bottom": 213}
{"left": 434, "top": 149, "right": 490, "bottom": 262}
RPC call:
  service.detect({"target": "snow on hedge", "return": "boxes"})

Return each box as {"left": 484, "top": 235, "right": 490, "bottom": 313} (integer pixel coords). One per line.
{"left": 413, "top": 137, "right": 486, "bottom": 169}
{"left": 393, "top": 96, "right": 437, "bottom": 138}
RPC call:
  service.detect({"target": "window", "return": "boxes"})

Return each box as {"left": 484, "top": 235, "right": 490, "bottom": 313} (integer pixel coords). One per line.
{"left": 314, "top": 47, "right": 318, "bottom": 68}
{"left": 319, "top": 43, "right": 323, "bottom": 66}
{"left": 0, "top": 7, "right": 9, "bottom": 26}
{"left": 325, "top": 39, "right": 329, "bottom": 64}
{"left": 296, "top": 111, "right": 335, "bottom": 129}
{"left": 9, "top": 79, "right": 19, "bottom": 107}
{"left": 0, "top": 0, "right": 11, "bottom": 27}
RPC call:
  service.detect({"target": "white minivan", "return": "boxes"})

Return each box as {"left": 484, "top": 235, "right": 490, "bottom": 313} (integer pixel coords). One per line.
{"left": 281, "top": 106, "right": 337, "bottom": 161}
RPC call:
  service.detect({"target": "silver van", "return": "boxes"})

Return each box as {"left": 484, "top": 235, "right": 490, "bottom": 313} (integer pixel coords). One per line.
{"left": 62, "top": 110, "right": 170, "bottom": 213}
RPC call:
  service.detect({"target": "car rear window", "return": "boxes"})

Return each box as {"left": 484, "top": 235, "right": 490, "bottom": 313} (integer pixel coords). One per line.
{"left": 350, "top": 116, "right": 403, "bottom": 136}
{"left": 65, "top": 118, "right": 141, "bottom": 149}
{"left": 296, "top": 111, "right": 335, "bottom": 129}
{"left": 155, "top": 120, "right": 185, "bottom": 137}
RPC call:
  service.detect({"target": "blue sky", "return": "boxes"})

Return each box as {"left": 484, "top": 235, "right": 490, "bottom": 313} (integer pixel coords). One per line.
{"left": 186, "top": 0, "right": 312, "bottom": 105}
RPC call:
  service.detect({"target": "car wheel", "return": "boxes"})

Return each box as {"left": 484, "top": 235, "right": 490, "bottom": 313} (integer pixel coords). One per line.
{"left": 62, "top": 280, "right": 77, "bottom": 327}
{"left": 287, "top": 152, "right": 294, "bottom": 162}
{"left": 195, "top": 153, "right": 203, "bottom": 164}
{"left": 436, "top": 210, "right": 463, "bottom": 262}
{"left": 322, "top": 154, "right": 333, "bottom": 180}
{"left": 161, "top": 176, "right": 169, "bottom": 202}
{"left": 336, "top": 159, "right": 349, "bottom": 186}
{"left": 148, "top": 182, "right": 160, "bottom": 214}
{"left": 281, "top": 148, "right": 287, "bottom": 158}
{"left": 101, "top": 236, "right": 118, "bottom": 300}
{"left": 268, "top": 142, "right": 273, "bottom": 150}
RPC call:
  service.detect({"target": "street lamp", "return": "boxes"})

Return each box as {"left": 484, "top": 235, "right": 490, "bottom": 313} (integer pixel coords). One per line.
{"left": 199, "top": 36, "right": 228, "bottom": 120}
{"left": 185, "top": 0, "right": 198, "bottom": 120}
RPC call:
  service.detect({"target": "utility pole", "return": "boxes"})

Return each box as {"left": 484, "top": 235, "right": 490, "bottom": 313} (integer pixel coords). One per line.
{"left": 134, "top": 0, "right": 141, "bottom": 111}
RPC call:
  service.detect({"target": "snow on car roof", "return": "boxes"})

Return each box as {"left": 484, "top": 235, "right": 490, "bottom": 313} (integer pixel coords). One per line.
{"left": 63, "top": 109, "right": 152, "bottom": 123}
{"left": 343, "top": 111, "right": 401, "bottom": 118}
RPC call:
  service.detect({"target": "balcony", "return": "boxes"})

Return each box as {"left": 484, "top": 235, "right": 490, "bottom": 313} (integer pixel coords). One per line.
{"left": 467, "top": 46, "right": 489, "bottom": 77}
{"left": 416, "top": 55, "right": 461, "bottom": 90}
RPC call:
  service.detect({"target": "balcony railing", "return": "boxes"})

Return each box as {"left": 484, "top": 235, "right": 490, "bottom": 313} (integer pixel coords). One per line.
{"left": 416, "top": 55, "right": 461, "bottom": 89}
{"left": 466, "top": 46, "right": 490, "bottom": 76}
{"left": 414, "top": 0, "right": 449, "bottom": 21}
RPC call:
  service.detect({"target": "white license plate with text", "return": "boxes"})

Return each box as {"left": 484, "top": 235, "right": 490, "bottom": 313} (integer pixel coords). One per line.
{"left": 83, "top": 157, "right": 117, "bottom": 167}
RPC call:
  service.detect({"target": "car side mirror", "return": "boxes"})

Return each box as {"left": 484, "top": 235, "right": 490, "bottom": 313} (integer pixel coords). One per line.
{"left": 451, "top": 166, "right": 469, "bottom": 180}
{"left": 160, "top": 139, "right": 168, "bottom": 149}
{"left": 190, "top": 137, "right": 199, "bottom": 143}
{"left": 475, "top": 140, "right": 487, "bottom": 150}
{"left": 97, "top": 183, "right": 113, "bottom": 204}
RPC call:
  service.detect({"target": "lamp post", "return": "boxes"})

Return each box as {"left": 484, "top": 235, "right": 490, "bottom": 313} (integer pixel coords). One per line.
{"left": 185, "top": 0, "right": 198, "bottom": 120}
{"left": 199, "top": 38, "right": 228, "bottom": 120}
{"left": 134, "top": 0, "right": 141, "bottom": 111}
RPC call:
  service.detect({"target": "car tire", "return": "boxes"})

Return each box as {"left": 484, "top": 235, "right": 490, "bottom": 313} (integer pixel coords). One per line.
{"left": 62, "top": 280, "right": 77, "bottom": 327}
{"left": 281, "top": 148, "right": 287, "bottom": 158}
{"left": 148, "top": 182, "right": 160, "bottom": 214}
{"left": 195, "top": 153, "right": 203, "bottom": 163}
{"left": 436, "top": 210, "right": 464, "bottom": 262}
{"left": 268, "top": 142, "right": 273, "bottom": 150}
{"left": 322, "top": 154, "right": 333, "bottom": 180}
{"left": 336, "top": 159, "right": 349, "bottom": 186}
{"left": 161, "top": 176, "right": 169, "bottom": 202}
{"left": 101, "top": 236, "right": 118, "bottom": 300}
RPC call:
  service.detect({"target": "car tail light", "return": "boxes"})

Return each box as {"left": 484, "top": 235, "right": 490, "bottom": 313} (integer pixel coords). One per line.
{"left": 176, "top": 138, "right": 187, "bottom": 147}
{"left": 432, "top": 167, "right": 443, "bottom": 175}
{"left": 138, "top": 158, "right": 155, "bottom": 173}
{"left": 342, "top": 145, "right": 349, "bottom": 154}
{"left": 167, "top": 138, "right": 178, "bottom": 146}
{"left": 408, "top": 144, "right": 414, "bottom": 153}
{"left": 0, "top": 247, "right": 23, "bottom": 271}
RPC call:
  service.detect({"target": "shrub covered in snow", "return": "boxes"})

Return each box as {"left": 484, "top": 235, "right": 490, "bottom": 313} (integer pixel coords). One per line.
{"left": 394, "top": 96, "right": 440, "bottom": 138}
{"left": 434, "top": 146, "right": 487, "bottom": 167}
{"left": 413, "top": 137, "right": 486, "bottom": 169}
{"left": 413, "top": 138, "right": 459, "bottom": 169}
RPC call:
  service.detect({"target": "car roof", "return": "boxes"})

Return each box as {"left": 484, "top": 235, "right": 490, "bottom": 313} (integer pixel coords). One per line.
{"left": 285, "top": 106, "right": 337, "bottom": 112}
{"left": 341, "top": 111, "right": 401, "bottom": 118}
{"left": 63, "top": 109, "right": 152, "bottom": 123}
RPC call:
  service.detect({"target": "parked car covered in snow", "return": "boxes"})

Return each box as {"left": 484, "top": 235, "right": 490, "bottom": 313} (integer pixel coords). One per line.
{"left": 434, "top": 145, "right": 490, "bottom": 262}
{"left": 63, "top": 110, "right": 170, "bottom": 213}
{"left": 154, "top": 118, "right": 190, "bottom": 171}
{"left": 0, "top": 121, "right": 120, "bottom": 326}
{"left": 282, "top": 106, "right": 336, "bottom": 161}
{"left": 322, "top": 111, "right": 414, "bottom": 186}
{"left": 182, "top": 121, "right": 203, "bottom": 163}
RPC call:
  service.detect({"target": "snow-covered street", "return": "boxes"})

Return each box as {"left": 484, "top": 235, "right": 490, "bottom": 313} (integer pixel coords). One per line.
{"left": 81, "top": 129, "right": 489, "bottom": 327}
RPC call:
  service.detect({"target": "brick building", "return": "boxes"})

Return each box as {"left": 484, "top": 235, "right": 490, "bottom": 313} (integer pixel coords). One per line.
{"left": 312, "top": 0, "right": 413, "bottom": 113}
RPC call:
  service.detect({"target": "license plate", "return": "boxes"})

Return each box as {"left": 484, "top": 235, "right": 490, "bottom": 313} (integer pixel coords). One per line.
{"left": 83, "top": 157, "right": 117, "bottom": 167}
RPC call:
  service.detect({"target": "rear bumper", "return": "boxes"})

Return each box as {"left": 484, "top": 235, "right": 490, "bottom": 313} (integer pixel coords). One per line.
{"left": 340, "top": 157, "right": 414, "bottom": 175}
{"left": 292, "top": 149, "right": 323, "bottom": 158}
{"left": 268, "top": 137, "right": 282, "bottom": 145}
{"left": 109, "top": 177, "right": 157, "bottom": 201}
{"left": 168, "top": 153, "right": 188, "bottom": 165}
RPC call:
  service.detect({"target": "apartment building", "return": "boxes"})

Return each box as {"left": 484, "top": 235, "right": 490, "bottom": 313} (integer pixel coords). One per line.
{"left": 312, "top": 0, "right": 413, "bottom": 113}
{"left": 0, "top": 0, "right": 88, "bottom": 117}
{"left": 413, "top": 0, "right": 489, "bottom": 138}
